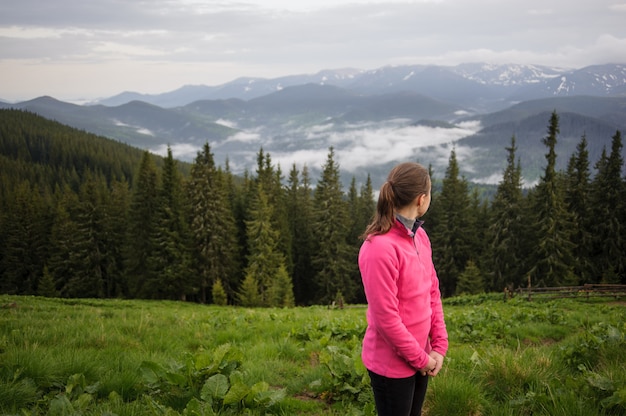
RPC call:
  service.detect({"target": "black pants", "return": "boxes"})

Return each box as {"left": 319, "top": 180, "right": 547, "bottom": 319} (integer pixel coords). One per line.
{"left": 368, "top": 370, "right": 429, "bottom": 416}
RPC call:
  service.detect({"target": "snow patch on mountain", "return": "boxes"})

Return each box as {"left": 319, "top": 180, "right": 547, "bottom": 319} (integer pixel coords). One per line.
{"left": 452, "top": 63, "right": 567, "bottom": 86}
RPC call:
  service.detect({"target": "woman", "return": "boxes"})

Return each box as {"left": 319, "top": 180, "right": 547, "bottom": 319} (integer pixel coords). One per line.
{"left": 359, "top": 162, "right": 448, "bottom": 416}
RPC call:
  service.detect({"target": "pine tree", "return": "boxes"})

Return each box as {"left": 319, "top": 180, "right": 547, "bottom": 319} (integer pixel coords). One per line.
{"left": 432, "top": 148, "right": 472, "bottom": 297}
{"left": 345, "top": 177, "right": 363, "bottom": 301}
{"left": 286, "top": 164, "right": 316, "bottom": 305}
{"left": 38, "top": 266, "right": 58, "bottom": 298}
{"left": 347, "top": 174, "right": 375, "bottom": 303}
{"left": 103, "top": 179, "right": 131, "bottom": 297}
{"left": 311, "top": 147, "right": 356, "bottom": 303}
{"left": 187, "top": 143, "right": 239, "bottom": 303}
{"left": 456, "top": 260, "right": 484, "bottom": 295}
{"left": 357, "top": 175, "right": 375, "bottom": 299}
{"left": 63, "top": 172, "right": 109, "bottom": 298}
{"left": 254, "top": 149, "right": 293, "bottom": 276}
{"left": 241, "top": 185, "right": 292, "bottom": 307}
{"left": 221, "top": 160, "right": 245, "bottom": 286}
{"left": 47, "top": 186, "right": 81, "bottom": 297}
{"left": 0, "top": 181, "right": 50, "bottom": 295}
{"left": 468, "top": 188, "right": 490, "bottom": 281}
{"left": 486, "top": 136, "right": 525, "bottom": 291}
{"left": 347, "top": 177, "right": 360, "bottom": 244}
{"left": 267, "top": 264, "right": 295, "bottom": 307}
{"left": 125, "top": 151, "right": 160, "bottom": 298}
{"left": 149, "top": 146, "right": 193, "bottom": 300}
{"left": 564, "top": 134, "right": 594, "bottom": 283}
{"left": 212, "top": 279, "right": 228, "bottom": 306}
{"left": 528, "top": 112, "right": 576, "bottom": 287}
{"left": 234, "top": 170, "right": 253, "bottom": 278}
{"left": 237, "top": 274, "right": 261, "bottom": 307}
{"left": 590, "top": 131, "right": 625, "bottom": 283}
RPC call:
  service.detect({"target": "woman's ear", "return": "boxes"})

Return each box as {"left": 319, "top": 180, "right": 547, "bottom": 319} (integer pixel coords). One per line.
{"left": 416, "top": 193, "right": 426, "bottom": 207}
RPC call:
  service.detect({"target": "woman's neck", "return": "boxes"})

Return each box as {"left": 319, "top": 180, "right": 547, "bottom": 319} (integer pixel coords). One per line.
{"left": 396, "top": 206, "right": 418, "bottom": 220}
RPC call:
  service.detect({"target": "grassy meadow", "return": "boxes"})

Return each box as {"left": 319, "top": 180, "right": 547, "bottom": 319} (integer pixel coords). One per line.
{"left": 0, "top": 294, "right": 625, "bottom": 415}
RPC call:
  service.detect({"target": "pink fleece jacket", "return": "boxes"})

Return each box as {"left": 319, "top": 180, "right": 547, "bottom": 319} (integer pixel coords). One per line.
{"left": 359, "top": 219, "right": 448, "bottom": 378}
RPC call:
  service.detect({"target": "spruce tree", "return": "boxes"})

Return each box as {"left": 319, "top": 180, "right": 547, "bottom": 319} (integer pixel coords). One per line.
{"left": 347, "top": 174, "right": 375, "bottom": 303}
{"left": 103, "top": 179, "right": 131, "bottom": 297}
{"left": 468, "top": 188, "right": 490, "bottom": 282}
{"left": 237, "top": 273, "right": 261, "bottom": 307}
{"left": 47, "top": 186, "right": 81, "bottom": 297}
{"left": 0, "top": 181, "right": 50, "bottom": 295}
{"left": 359, "top": 174, "right": 375, "bottom": 232}
{"left": 268, "top": 264, "right": 295, "bottom": 307}
{"left": 241, "top": 185, "right": 292, "bottom": 307}
{"left": 255, "top": 149, "right": 293, "bottom": 276}
{"left": 212, "top": 279, "right": 228, "bottom": 306}
{"left": 311, "top": 147, "right": 355, "bottom": 303}
{"left": 565, "top": 134, "right": 594, "bottom": 283}
{"left": 221, "top": 160, "right": 244, "bottom": 286}
{"left": 286, "top": 164, "right": 316, "bottom": 305}
{"left": 236, "top": 170, "right": 256, "bottom": 280}
{"left": 528, "top": 111, "right": 576, "bottom": 287}
{"left": 216, "top": 166, "right": 243, "bottom": 293}
{"left": 125, "top": 151, "right": 160, "bottom": 298}
{"left": 345, "top": 177, "right": 363, "bottom": 301}
{"left": 432, "top": 148, "right": 472, "bottom": 297}
{"left": 590, "top": 131, "right": 625, "bottom": 283}
{"left": 187, "top": 143, "right": 239, "bottom": 303}
{"left": 149, "top": 146, "right": 193, "bottom": 300}
{"left": 486, "top": 136, "right": 525, "bottom": 291}
{"left": 64, "top": 172, "right": 108, "bottom": 298}
{"left": 38, "top": 266, "right": 58, "bottom": 298}
{"left": 347, "top": 177, "right": 360, "bottom": 244}
{"left": 456, "top": 260, "right": 484, "bottom": 295}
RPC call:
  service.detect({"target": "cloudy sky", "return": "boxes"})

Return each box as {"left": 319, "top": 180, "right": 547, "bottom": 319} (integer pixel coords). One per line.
{"left": 1, "top": 0, "right": 626, "bottom": 102}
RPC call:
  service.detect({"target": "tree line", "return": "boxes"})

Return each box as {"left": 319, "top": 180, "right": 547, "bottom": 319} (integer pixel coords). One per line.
{"left": 0, "top": 109, "right": 624, "bottom": 305}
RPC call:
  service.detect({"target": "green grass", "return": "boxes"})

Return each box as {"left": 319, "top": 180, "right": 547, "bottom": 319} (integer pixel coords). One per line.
{"left": 0, "top": 295, "right": 624, "bottom": 415}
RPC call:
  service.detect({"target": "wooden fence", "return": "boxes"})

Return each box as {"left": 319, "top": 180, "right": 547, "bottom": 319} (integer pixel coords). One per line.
{"left": 515, "top": 283, "right": 626, "bottom": 301}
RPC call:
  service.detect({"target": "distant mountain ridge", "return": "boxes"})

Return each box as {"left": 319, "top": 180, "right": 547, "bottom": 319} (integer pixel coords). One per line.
{"left": 95, "top": 68, "right": 366, "bottom": 108}
{"left": 93, "top": 63, "right": 625, "bottom": 110}
{"left": 1, "top": 62, "right": 624, "bottom": 187}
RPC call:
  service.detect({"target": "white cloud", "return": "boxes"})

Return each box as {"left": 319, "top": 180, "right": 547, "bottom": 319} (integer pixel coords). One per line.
{"left": 221, "top": 131, "right": 262, "bottom": 144}
{"left": 136, "top": 128, "right": 154, "bottom": 136}
{"left": 113, "top": 119, "right": 130, "bottom": 127}
{"left": 152, "top": 143, "right": 199, "bottom": 160}
{"left": 271, "top": 149, "right": 329, "bottom": 172}
{"left": 92, "top": 41, "right": 168, "bottom": 58}
{"left": 260, "top": 121, "right": 481, "bottom": 175}
{"left": 473, "top": 172, "right": 504, "bottom": 185}
{"left": 527, "top": 8, "right": 554, "bottom": 16}
{"left": 215, "top": 118, "right": 238, "bottom": 128}
{"left": 0, "top": 26, "right": 66, "bottom": 39}
{"left": 609, "top": 3, "right": 626, "bottom": 12}
{"left": 1, "top": 0, "right": 624, "bottom": 102}
{"left": 111, "top": 119, "right": 154, "bottom": 136}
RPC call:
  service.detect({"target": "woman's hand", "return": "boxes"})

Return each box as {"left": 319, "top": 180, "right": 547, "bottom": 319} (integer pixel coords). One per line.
{"left": 427, "top": 351, "right": 444, "bottom": 377}
{"left": 419, "top": 356, "right": 438, "bottom": 376}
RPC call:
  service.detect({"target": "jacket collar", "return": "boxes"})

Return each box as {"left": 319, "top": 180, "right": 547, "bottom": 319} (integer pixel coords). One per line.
{"left": 394, "top": 214, "right": 424, "bottom": 237}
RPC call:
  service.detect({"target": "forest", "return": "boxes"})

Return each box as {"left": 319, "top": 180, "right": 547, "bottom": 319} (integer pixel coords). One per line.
{"left": 0, "top": 109, "right": 624, "bottom": 305}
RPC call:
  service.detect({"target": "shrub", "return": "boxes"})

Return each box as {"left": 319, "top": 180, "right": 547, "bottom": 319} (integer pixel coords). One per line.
{"left": 211, "top": 279, "right": 228, "bottom": 306}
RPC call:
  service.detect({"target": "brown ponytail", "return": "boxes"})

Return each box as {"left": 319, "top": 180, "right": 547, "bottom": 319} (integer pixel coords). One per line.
{"left": 360, "top": 162, "right": 430, "bottom": 239}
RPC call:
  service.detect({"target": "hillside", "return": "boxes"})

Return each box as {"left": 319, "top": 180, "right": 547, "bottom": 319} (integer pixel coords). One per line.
{"left": 3, "top": 97, "right": 236, "bottom": 152}
{"left": 0, "top": 109, "right": 159, "bottom": 200}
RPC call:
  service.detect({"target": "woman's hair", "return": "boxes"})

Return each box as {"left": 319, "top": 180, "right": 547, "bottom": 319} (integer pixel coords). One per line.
{"left": 360, "top": 162, "right": 430, "bottom": 239}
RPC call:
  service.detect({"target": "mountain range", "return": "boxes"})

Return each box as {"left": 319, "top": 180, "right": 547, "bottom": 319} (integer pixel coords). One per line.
{"left": 2, "top": 62, "right": 625, "bottom": 188}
